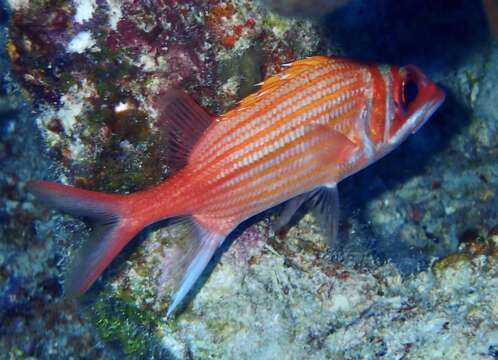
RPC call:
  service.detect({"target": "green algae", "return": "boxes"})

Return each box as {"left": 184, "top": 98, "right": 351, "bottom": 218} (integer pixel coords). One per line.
{"left": 23, "top": 0, "right": 70, "bottom": 14}
{"left": 261, "top": 12, "right": 292, "bottom": 36}
{"left": 432, "top": 252, "right": 470, "bottom": 276}
{"left": 217, "top": 44, "right": 264, "bottom": 107}
{"left": 66, "top": 50, "right": 167, "bottom": 192}
{"left": 91, "top": 294, "right": 162, "bottom": 358}
{"left": 237, "top": 45, "right": 265, "bottom": 98}
{"left": 89, "top": 140, "right": 165, "bottom": 192}
{"left": 111, "top": 109, "right": 152, "bottom": 144}
{"left": 206, "top": 318, "right": 244, "bottom": 337}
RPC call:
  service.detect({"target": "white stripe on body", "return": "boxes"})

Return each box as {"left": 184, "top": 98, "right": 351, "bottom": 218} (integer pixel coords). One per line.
{"left": 191, "top": 63, "right": 360, "bottom": 164}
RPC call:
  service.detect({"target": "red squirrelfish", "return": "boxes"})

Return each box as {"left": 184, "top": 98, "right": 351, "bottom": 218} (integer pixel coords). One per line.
{"left": 27, "top": 56, "right": 445, "bottom": 315}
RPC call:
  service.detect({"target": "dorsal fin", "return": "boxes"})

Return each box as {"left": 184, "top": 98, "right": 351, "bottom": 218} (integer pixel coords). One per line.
{"left": 233, "top": 56, "right": 332, "bottom": 111}
{"left": 155, "top": 90, "right": 213, "bottom": 171}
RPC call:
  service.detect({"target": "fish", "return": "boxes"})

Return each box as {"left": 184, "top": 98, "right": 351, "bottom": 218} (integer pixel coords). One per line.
{"left": 27, "top": 56, "right": 445, "bottom": 315}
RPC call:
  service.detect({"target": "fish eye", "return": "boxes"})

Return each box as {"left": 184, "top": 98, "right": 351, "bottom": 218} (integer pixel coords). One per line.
{"left": 402, "top": 78, "right": 419, "bottom": 106}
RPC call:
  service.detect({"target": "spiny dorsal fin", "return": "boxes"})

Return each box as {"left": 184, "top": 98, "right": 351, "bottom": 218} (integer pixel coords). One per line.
{"left": 234, "top": 56, "right": 332, "bottom": 111}
{"left": 155, "top": 90, "right": 213, "bottom": 171}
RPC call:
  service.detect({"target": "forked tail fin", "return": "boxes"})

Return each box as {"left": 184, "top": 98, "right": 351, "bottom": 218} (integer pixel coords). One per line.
{"left": 26, "top": 180, "right": 142, "bottom": 296}
{"left": 27, "top": 91, "right": 227, "bottom": 312}
{"left": 28, "top": 180, "right": 228, "bottom": 316}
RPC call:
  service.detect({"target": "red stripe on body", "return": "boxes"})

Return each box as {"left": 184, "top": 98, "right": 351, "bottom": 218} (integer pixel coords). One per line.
{"left": 192, "top": 59, "right": 358, "bottom": 160}
{"left": 191, "top": 61, "right": 362, "bottom": 165}
{"left": 203, "top": 104, "right": 362, "bottom": 211}
{"left": 144, "top": 59, "right": 372, "bottom": 232}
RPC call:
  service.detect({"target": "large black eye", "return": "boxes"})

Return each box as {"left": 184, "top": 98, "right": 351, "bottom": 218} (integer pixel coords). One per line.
{"left": 402, "top": 79, "right": 418, "bottom": 106}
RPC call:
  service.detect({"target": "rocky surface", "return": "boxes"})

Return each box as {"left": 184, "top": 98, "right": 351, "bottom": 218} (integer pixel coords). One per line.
{"left": 1, "top": 0, "right": 497, "bottom": 359}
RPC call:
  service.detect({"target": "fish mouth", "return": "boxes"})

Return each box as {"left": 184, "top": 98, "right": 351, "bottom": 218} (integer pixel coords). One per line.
{"left": 411, "top": 87, "right": 445, "bottom": 134}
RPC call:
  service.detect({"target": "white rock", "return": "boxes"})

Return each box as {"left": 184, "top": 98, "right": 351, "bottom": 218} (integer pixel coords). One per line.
{"left": 67, "top": 31, "right": 96, "bottom": 54}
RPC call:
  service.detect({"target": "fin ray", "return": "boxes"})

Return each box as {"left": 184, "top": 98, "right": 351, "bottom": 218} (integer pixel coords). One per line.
{"left": 66, "top": 218, "right": 140, "bottom": 296}
{"left": 158, "top": 216, "right": 226, "bottom": 316}
{"left": 26, "top": 180, "right": 122, "bottom": 219}
{"left": 272, "top": 193, "right": 310, "bottom": 237}
{"left": 307, "top": 125, "right": 358, "bottom": 167}
{"left": 311, "top": 185, "right": 341, "bottom": 248}
{"left": 27, "top": 180, "right": 141, "bottom": 296}
{"left": 155, "top": 90, "right": 213, "bottom": 171}
{"left": 235, "top": 56, "right": 333, "bottom": 111}
{"left": 273, "top": 185, "right": 341, "bottom": 247}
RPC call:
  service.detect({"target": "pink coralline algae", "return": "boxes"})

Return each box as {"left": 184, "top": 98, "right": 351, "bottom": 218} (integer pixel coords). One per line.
{"left": 7, "top": 0, "right": 319, "bottom": 192}
{"left": 4, "top": 0, "right": 498, "bottom": 359}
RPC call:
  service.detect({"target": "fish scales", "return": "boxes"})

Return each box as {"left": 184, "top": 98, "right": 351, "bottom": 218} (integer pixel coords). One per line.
{"left": 205, "top": 92, "right": 361, "bottom": 193}
{"left": 192, "top": 60, "right": 355, "bottom": 161}
{"left": 185, "top": 70, "right": 370, "bottom": 224}
{"left": 202, "top": 101, "right": 362, "bottom": 211}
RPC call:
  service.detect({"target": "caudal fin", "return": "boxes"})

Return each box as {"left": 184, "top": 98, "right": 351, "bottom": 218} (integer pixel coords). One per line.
{"left": 27, "top": 180, "right": 141, "bottom": 296}
{"left": 28, "top": 180, "right": 227, "bottom": 316}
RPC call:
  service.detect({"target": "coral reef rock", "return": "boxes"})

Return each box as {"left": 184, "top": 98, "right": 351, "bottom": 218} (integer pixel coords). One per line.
{"left": 2, "top": 0, "right": 497, "bottom": 358}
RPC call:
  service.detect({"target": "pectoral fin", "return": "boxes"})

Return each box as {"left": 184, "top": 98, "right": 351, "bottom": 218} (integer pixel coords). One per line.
{"left": 312, "top": 125, "right": 358, "bottom": 166}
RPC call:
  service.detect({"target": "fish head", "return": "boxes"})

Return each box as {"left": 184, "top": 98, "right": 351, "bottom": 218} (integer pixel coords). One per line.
{"left": 383, "top": 65, "right": 445, "bottom": 147}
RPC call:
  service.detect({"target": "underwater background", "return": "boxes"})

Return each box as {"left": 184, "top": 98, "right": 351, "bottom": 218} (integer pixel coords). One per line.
{"left": 0, "top": 0, "right": 497, "bottom": 359}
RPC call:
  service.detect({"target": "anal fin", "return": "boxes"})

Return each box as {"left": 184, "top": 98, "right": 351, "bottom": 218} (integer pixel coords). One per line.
{"left": 161, "top": 216, "right": 226, "bottom": 316}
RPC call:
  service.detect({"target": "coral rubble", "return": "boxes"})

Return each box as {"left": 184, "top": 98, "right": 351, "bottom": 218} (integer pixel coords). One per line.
{"left": 1, "top": 0, "right": 497, "bottom": 358}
